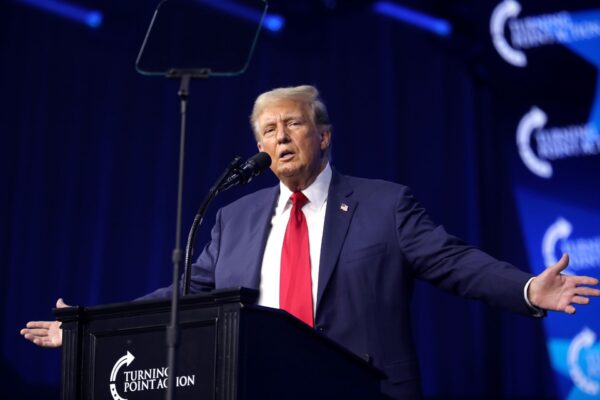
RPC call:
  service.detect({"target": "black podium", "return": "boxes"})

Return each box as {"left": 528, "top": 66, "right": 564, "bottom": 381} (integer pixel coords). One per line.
{"left": 55, "top": 288, "right": 383, "bottom": 399}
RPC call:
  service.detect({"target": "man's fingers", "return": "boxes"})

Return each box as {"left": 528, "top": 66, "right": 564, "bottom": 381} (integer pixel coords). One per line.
{"left": 21, "top": 328, "right": 50, "bottom": 337}
{"left": 23, "top": 333, "right": 39, "bottom": 342}
{"left": 56, "top": 298, "right": 69, "bottom": 308}
{"left": 571, "top": 296, "right": 590, "bottom": 305}
{"left": 547, "top": 253, "right": 570, "bottom": 275}
{"left": 23, "top": 332, "right": 59, "bottom": 348}
{"left": 26, "top": 321, "right": 53, "bottom": 329}
{"left": 564, "top": 305, "right": 576, "bottom": 314}
{"left": 571, "top": 276, "right": 600, "bottom": 287}
{"left": 31, "top": 336, "right": 51, "bottom": 347}
{"left": 23, "top": 333, "right": 46, "bottom": 345}
{"left": 575, "top": 287, "right": 600, "bottom": 297}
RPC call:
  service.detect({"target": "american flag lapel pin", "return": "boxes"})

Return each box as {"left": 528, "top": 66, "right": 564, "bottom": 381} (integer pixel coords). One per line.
{"left": 340, "top": 203, "right": 349, "bottom": 212}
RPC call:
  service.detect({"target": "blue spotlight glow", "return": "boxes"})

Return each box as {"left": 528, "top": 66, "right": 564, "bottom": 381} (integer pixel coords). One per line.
{"left": 264, "top": 14, "right": 285, "bottom": 32}
{"left": 20, "top": 0, "right": 103, "bottom": 28}
{"left": 373, "top": 1, "right": 452, "bottom": 37}
{"left": 197, "top": 0, "right": 285, "bottom": 32}
{"left": 86, "top": 11, "right": 103, "bottom": 28}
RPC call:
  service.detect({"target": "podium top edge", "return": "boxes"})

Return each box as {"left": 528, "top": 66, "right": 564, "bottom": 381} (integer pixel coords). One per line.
{"left": 54, "top": 287, "right": 259, "bottom": 321}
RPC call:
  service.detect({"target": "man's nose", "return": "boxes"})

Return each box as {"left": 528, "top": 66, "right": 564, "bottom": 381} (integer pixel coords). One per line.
{"left": 276, "top": 124, "right": 290, "bottom": 143}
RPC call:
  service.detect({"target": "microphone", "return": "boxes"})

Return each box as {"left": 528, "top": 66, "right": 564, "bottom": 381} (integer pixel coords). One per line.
{"left": 182, "top": 152, "right": 271, "bottom": 295}
{"left": 219, "top": 152, "right": 271, "bottom": 192}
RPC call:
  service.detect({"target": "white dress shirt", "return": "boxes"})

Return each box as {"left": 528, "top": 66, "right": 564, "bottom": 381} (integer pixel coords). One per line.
{"left": 258, "top": 164, "right": 332, "bottom": 313}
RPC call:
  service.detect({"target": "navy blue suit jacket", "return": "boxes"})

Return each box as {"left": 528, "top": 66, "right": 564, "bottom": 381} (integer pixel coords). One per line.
{"left": 144, "top": 170, "right": 535, "bottom": 398}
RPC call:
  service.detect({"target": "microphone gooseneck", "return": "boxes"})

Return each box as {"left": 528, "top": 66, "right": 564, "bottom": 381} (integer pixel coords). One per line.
{"left": 182, "top": 152, "right": 271, "bottom": 295}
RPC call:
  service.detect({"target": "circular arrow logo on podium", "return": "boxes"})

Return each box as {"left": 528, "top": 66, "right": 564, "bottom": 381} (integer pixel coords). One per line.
{"left": 109, "top": 351, "right": 135, "bottom": 400}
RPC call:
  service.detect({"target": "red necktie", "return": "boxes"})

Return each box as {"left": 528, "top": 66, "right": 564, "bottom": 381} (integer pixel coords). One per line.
{"left": 280, "top": 191, "right": 314, "bottom": 327}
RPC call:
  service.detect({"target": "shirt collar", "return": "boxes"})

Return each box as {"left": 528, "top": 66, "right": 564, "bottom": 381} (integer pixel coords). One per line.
{"left": 277, "top": 163, "right": 332, "bottom": 213}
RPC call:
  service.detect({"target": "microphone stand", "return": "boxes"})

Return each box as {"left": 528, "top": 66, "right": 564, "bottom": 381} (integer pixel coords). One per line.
{"left": 165, "top": 69, "right": 208, "bottom": 400}
{"left": 134, "top": 5, "right": 269, "bottom": 400}
{"left": 182, "top": 157, "right": 242, "bottom": 295}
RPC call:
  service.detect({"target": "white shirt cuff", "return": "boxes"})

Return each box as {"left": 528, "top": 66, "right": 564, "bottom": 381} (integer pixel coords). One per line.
{"left": 524, "top": 277, "right": 546, "bottom": 318}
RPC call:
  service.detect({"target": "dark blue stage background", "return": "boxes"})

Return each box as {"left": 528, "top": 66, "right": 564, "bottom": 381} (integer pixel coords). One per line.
{"left": 3, "top": 0, "right": 598, "bottom": 398}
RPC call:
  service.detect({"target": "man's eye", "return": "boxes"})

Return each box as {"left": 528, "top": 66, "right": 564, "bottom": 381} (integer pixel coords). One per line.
{"left": 264, "top": 127, "right": 275, "bottom": 136}
{"left": 288, "top": 120, "right": 302, "bottom": 127}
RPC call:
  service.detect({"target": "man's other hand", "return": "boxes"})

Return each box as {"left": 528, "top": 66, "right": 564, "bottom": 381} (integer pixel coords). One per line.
{"left": 529, "top": 254, "right": 600, "bottom": 314}
{"left": 20, "top": 298, "right": 68, "bottom": 348}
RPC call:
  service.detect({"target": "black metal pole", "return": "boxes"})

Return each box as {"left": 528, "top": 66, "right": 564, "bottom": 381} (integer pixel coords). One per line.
{"left": 165, "top": 73, "right": 191, "bottom": 400}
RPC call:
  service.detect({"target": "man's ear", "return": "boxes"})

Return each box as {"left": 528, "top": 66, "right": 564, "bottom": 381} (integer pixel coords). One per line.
{"left": 320, "top": 130, "right": 331, "bottom": 150}
{"left": 257, "top": 141, "right": 263, "bottom": 152}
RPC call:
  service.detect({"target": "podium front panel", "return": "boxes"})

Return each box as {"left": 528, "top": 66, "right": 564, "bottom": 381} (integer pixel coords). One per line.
{"left": 88, "top": 320, "right": 216, "bottom": 400}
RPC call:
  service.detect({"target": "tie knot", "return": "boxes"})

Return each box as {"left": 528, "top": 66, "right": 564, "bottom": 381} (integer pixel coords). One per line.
{"left": 291, "top": 191, "right": 309, "bottom": 209}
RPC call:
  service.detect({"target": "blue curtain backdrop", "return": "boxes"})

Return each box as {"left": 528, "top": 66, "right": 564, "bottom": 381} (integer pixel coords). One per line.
{"left": 1, "top": 1, "right": 558, "bottom": 398}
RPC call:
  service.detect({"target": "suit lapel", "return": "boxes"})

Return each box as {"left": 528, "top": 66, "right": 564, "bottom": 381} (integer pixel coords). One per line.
{"left": 316, "top": 171, "right": 356, "bottom": 312}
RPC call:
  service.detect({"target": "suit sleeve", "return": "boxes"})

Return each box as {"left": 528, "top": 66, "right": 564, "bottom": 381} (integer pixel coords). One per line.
{"left": 394, "top": 186, "right": 536, "bottom": 316}
{"left": 135, "top": 209, "right": 222, "bottom": 300}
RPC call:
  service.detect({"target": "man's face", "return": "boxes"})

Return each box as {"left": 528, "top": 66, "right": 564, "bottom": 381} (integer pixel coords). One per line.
{"left": 256, "top": 99, "right": 330, "bottom": 191}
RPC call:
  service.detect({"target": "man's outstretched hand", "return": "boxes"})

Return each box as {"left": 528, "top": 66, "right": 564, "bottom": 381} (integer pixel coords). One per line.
{"left": 20, "top": 298, "right": 68, "bottom": 348}
{"left": 529, "top": 254, "right": 600, "bottom": 314}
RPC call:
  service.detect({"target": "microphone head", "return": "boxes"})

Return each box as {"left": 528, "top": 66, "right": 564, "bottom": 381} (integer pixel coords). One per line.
{"left": 248, "top": 152, "right": 271, "bottom": 175}
{"left": 219, "top": 152, "right": 272, "bottom": 192}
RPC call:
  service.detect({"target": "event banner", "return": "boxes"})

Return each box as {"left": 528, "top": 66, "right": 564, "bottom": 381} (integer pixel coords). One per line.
{"left": 482, "top": 1, "right": 600, "bottom": 399}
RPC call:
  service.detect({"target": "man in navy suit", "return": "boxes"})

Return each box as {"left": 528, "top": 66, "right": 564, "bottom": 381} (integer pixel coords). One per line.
{"left": 22, "top": 85, "right": 600, "bottom": 399}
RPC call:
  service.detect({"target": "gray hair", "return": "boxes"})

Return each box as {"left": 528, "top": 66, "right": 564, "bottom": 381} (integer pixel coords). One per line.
{"left": 250, "top": 85, "right": 332, "bottom": 141}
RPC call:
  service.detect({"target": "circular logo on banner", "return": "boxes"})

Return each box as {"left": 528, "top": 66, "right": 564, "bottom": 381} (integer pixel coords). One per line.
{"left": 490, "top": 0, "right": 527, "bottom": 67}
{"left": 490, "top": 0, "right": 600, "bottom": 67}
{"left": 516, "top": 107, "right": 600, "bottom": 178}
{"left": 542, "top": 217, "right": 600, "bottom": 274}
{"left": 568, "top": 328, "right": 600, "bottom": 396}
{"left": 516, "top": 106, "right": 551, "bottom": 178}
